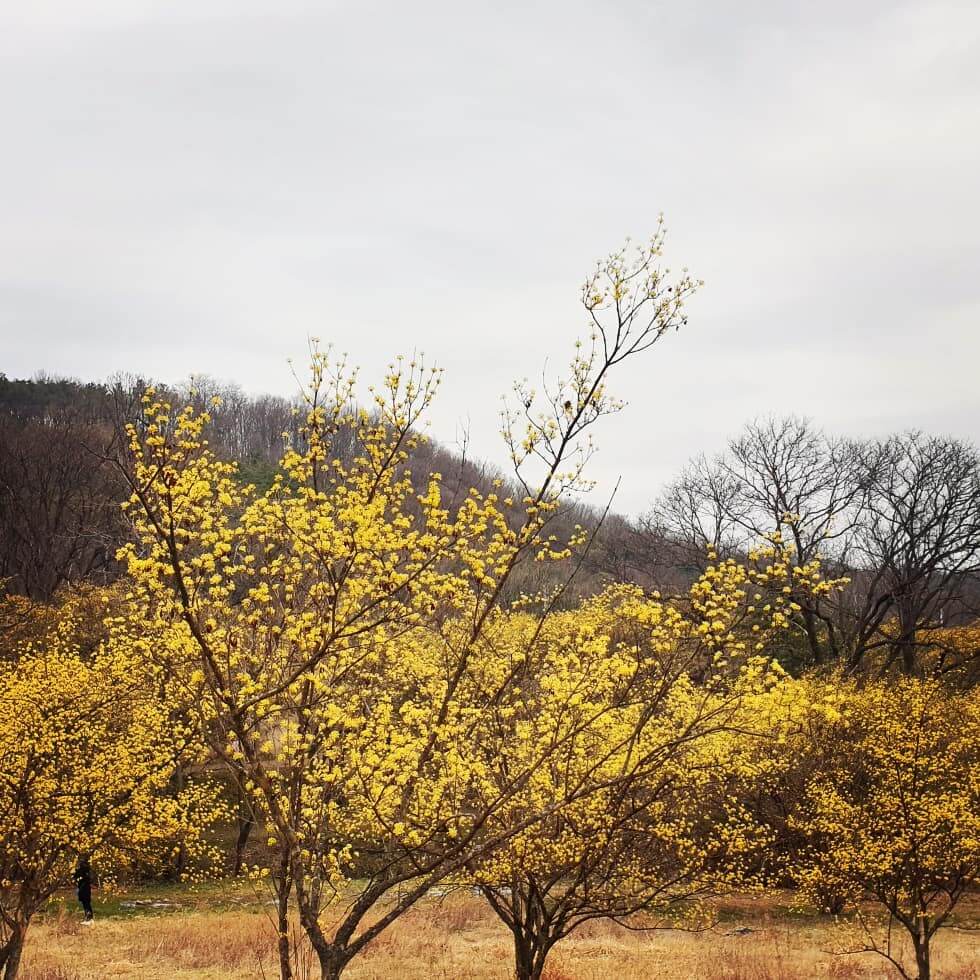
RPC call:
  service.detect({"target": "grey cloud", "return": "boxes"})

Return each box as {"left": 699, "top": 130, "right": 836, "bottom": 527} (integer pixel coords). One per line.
{"left": 1, "top": 0, "right": 978, "bottom": 514}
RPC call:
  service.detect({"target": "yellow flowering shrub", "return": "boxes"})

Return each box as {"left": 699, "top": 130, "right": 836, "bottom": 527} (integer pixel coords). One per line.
{"left": 782, "top": 676, "right": 980, "bottom": 980}
{"left": 464, "top": 546, "right": 837, "bottom": 980}
{"left": 0, "top": 595, "right": 224, "bottom": 978}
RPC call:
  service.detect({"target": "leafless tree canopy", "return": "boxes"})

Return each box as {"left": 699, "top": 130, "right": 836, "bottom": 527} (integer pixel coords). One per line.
{"left": 651, "top": 418, "right": 980, "bottom": 676}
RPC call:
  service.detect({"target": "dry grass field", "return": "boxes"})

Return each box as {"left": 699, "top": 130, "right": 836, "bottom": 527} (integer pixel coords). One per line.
{"left": 18, "top": 886, "right": 979, "bottom": 980}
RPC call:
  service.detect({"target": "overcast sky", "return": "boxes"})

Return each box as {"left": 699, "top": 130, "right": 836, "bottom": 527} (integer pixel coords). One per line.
{"left": 2, "top": 1, "right": 979, "bottom": 514}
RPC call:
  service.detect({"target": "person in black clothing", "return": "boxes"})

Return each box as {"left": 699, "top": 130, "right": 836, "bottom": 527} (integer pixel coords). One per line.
{"left": 73, "top": 858, "right": 94, "bottom": 922}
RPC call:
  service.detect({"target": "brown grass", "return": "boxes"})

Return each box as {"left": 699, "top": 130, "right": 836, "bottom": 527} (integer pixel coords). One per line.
{"left": 20, "top": 891, "right": 980, "bottom": 980}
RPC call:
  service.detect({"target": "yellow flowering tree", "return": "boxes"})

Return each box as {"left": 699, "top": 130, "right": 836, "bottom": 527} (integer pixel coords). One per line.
{"left": 788, "top": 676, "right": 980, "bottom": 980}
{"left": 119, "top": 231, "right": 700, "bottom": 979}
{"left": 0, "top": 595, "right": 222, "bottom": 980}
{"left": 467, "top": 548, "right": 835, "bottom": 980}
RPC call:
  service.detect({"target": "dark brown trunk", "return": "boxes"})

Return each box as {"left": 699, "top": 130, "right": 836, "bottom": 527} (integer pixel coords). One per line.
{"left": 913, "top": 917, "right": 930, "bottom": 980}
{"left": 512, "top": 931, "right": 552, "bottom": 980}
{"left": 897, "top": 604, "right": 918, "bottom": 677}
{"left": 277, "top": 898, "right": 292, "bottom": 980}
{"left": 900, "top": 640, "right": 916, "bottom": 676}
{"left": 315, "top": 946, "right": 349, "bottom": 980}
{"left": 294, "top": 880, "right": 350, "bottom": 980}
{"left": 801, "top": 604, "right": 824, "bottom": 666}
{"left": 513, "top": 936, "right": 537, "bottom": 980}
{"left": 1, "top": 927, "right": 25, "bottom": 980}
{"left": 274, "top": 852, "right": 293, "bottom": 980}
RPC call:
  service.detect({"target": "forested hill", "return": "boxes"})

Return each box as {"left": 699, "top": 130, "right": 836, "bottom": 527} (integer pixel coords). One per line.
{"left": 0, "top": 372, "right": 674, "bottom": 607}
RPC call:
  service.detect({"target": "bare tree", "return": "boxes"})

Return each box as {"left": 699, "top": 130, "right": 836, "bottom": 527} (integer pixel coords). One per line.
{"left": 852, "top": 432, "right": 980, "bottom": 676}
{"left": 652, "top": 420, "right": 980, "bottom": 676}
{"left": 651, "top": 418, "right": 867, "bottom": 666}
{"left": 648, "top": 452, "right": 749, "bottom": 563}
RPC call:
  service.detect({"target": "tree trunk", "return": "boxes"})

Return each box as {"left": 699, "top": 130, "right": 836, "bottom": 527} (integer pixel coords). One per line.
{"left": 801, "top": 603, "right": 824, "bottom": 667}
{"left": 0, "top": 927, "right": 25, "bottom": 980}
{"left": 233, "top": 774, "right": 256, "bottom": 876}
{"left": 277, "top": 898, "right": 292, "bottom": 980}
{"left": 896, "top": 604, "right": 918, "bottom": 677}
{"left": 514, "top": 933, "right": 536, "bottom": 980}
{"left": 295, "top": 886, "right": 350, "bottom": 980}
{"left": 913, "top": 918, "right": 930, "bottom": 980}
{"left": 900, "top": 640, "right": 916, "bottom": 677}
{"left": 171, "top": 765, "right": 188, "bottom": 877}
{"left": 315, "top": 946, "right": 349, "bottom": 980}
{"left": 274, "top": 854, "right": 292, "bottom": 980}
{"left": 512, "top": 932, "right": 551, "bottom": 980}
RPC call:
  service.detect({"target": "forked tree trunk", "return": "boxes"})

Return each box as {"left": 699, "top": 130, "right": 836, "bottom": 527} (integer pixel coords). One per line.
{"left": 315, "top": 945, "right": 350, "bottom": 980}
{"left": 293, "top": 884, "right": 351, "bottom": 980}
{"left": 293, "top": 889, "right": 349, "bottom": 980}
{"left": 512, "top": 930, "right": 554, "bottom": 980}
